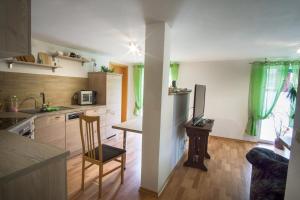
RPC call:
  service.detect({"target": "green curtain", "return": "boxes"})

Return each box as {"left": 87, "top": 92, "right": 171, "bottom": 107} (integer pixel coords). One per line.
{"left": 246, "top": 62, "right": 289, "bottom": 136}
{"left": 133, "top": 64, "right": 144, "bottom": 116}
{"left": 170, "top": 63, "right": 179, "bottom": 81}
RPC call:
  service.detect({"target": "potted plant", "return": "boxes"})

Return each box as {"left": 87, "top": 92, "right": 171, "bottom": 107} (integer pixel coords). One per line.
{"left": 272, "top": 113, "right": 289, "bottom": 150}
{"left": 287, "top": 85, "right": 297, "bottom": 122}
{"left": 100, "top": 66, "right": 114, "bottom": 73}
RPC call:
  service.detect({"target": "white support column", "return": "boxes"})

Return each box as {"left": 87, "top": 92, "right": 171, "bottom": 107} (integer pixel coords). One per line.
{"left": 141, "top": 22, "right": 171, "bottom": 193}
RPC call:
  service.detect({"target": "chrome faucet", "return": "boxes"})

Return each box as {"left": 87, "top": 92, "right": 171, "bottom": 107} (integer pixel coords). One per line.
{"left": 40, "top": 92, "right": 47, "bottom": 109}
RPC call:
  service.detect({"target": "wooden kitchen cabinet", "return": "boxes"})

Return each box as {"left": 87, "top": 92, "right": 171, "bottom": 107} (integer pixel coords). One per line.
{"left": 88, "top": 72, "right": 122, "bottom": 139}
{"left": 85, "top": 107, "right": 107, "bottom": 141}
{"left": 34, "top": 114, "right": 66, "bottom": 150}
{"left": 66, "top": 118, "right": 81, "bottom": 157}
{"left": 0, "top": 0, "right": 31, "bottom": 58}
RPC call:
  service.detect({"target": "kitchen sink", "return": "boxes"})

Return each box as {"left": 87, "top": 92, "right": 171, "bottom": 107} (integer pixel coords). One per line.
{"left": 20, "top": 106, "right": 74, "bottom": 114}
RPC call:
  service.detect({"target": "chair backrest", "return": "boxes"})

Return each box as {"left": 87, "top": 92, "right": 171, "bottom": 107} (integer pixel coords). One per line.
{"left": 79, "top": 115, "right": 102, "bottom": 161}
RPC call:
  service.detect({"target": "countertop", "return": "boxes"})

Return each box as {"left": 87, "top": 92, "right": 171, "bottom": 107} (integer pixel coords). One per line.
{"left": 168, "top": 89, "right": 192, "bottom": 95}
{"left": 27, "top": 104, "right": 106, "bottom": 118}
{"left": 0, "top": 130, "right": 69, "bottom": 182}
{"left": 0, "top": 105, "right": 106, "bottom": 130}
{"left": 0, "top": 104, "right": 104, "bottom": 182}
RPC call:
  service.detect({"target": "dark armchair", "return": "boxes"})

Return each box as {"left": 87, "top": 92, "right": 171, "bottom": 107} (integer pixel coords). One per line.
{"left": 246, "top": 147, "right": 289, "bottom": 200}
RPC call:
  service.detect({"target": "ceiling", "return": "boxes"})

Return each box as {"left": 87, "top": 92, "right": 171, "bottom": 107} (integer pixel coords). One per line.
{"left": 32, "top": 0, "right": 300, "bottom": 63}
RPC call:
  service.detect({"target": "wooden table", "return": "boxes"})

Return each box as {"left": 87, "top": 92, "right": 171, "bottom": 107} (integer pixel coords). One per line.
{"left": 112, "top": 117, "right": 143, "bottom": 167}
{"left": 184, "top": 119, "right": 214, "bottom": 171}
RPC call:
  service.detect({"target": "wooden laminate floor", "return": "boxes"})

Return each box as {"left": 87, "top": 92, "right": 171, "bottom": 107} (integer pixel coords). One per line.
{"left": 67, "top": 134, "right": 285, "bottom": 200}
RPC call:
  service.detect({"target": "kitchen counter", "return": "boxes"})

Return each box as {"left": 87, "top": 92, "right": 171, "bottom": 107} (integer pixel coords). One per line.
{"left": 30, "top": 104, "right": 106, "bottom": 117}
{"left": 0, "top": 105, "right": 105, "bottom": 131}
{"left": 0, "top": 105, "right": 103, "bottom": 181}
{"left": 0, "top": 130, "right": 68, "bottom": 182}
{"left": 168, "top": 89, "right": 192, "bottom": 95}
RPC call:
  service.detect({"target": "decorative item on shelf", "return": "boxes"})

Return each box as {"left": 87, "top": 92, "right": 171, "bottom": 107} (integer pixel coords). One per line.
{"left": 91, "top": 58, "right": 97, "bottom": 72}
{"left": 52, "top": 52, "right": 90, "bottom": 65}
{"left": 38, "top": 52, "right": 52, "bottom": 65}
{"left": 100, "top": 66, "right": 114, "bottom": 73}
{"left": 56, "top": 51, "right": 63, "bottom": 56}
{"left": 69, "top": 52, "right": 76, "bottom": 58}
{"left": 15, "top": 54, "right": 35, "bottom": 63}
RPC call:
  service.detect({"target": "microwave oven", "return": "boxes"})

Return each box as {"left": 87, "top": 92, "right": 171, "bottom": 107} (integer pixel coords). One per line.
{"left": 78, "top": 90, "right": 96, "bottom": 105}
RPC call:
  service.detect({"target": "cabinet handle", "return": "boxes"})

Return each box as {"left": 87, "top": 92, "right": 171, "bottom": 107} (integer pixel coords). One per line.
{"left": 55, "top": 116, "right": 61, "bottom": 119}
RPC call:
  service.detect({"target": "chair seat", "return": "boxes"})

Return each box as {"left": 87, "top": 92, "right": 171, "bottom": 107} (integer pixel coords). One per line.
{"left": 85, "top": 144, "right": 126, "bottom": 162}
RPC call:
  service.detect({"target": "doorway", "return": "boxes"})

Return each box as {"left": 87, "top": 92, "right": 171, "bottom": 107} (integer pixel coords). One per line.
{"left": 110, "top": 62, "right": 128, "bottom": 122}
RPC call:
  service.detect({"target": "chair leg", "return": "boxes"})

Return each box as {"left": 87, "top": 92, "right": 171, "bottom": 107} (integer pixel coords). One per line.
{"left": 121, "top": 154, "right": 125, "bottom": 184}
{"left": 99, "top": 164, "right": 103, "bottom": 199}
{"left": 81, "top": 158, "right": 85, "bottom": 191}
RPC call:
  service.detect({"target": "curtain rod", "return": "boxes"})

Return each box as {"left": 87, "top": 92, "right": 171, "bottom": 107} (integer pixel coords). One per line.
{"left": 249, "top": 59, "right": 300, "bottom": 65}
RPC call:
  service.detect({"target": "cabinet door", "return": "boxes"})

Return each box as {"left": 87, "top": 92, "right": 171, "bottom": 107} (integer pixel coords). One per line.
{"left": 106, "top": 74, "right": 122, "bottom": 138}
{"left": 66, "top": 118, "right": 82, "bottom": 157}
{"left": 106, "top": 75, "right": 122, "bottom": 108}
{"left": 0, "top": 0, "right": 31, "bottom": 58}
{"left": 34, "top": 114, "right": 66, "bottom": 150}
{"left": 106, "top": 107, "right": 121, "bottom": 138}
{"left": 85, "top": 108, "right": 106, "bottom": 140}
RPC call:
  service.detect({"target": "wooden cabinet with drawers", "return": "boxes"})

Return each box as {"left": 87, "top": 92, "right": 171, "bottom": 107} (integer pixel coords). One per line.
{"left": 34, "top": 114, "right": 66, "bottom": 150}
{"left": 85, "top": 107, "right": 107, "bottom": 141}
{"left": 88, "top": 72, "right": 122, "bottom": 139}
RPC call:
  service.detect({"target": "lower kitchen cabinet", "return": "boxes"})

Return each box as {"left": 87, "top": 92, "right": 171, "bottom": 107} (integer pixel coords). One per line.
{"left": 66, "top": 117, "right": 82, "bottom": 157}
{"left": 85, "top": 107, "right": 107, "bottom": 140}
{"left": 34, "top": 114, "right": 66, "bottom": 150}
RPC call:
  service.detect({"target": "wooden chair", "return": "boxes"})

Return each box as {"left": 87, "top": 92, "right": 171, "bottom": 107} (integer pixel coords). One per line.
{"left": 79, "top": 115, "right": 126, "bottom": 198}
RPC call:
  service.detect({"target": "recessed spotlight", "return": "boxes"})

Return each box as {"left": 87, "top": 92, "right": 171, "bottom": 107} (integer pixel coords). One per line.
{"left": 297, "top": 48, "right": 300, "bottom": 54}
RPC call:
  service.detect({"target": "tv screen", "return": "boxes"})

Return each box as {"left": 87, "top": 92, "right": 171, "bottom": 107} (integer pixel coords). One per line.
{"left": 193, "top": 84, "right": 206, "bottom": 125}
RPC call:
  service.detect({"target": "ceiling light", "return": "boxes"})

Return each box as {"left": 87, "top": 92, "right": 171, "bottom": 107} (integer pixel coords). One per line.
{"left": 297, "top": 48, "right": 300, "bottom": 54}
{"left": 129, "top": 42, "right": 142, "bottom": 56}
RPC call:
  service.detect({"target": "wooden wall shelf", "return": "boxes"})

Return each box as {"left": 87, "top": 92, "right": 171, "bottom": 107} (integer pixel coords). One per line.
{"left": 52, "top": 54, "right": 90, "bottom": 65}
{"left": 7, "top": 60, "right": 62, "bottom": 72}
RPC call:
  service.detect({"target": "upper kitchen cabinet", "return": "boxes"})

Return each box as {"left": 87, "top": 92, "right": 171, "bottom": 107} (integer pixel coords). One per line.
{"left": 0, "top": 0, "right": 31, "bottom": 59}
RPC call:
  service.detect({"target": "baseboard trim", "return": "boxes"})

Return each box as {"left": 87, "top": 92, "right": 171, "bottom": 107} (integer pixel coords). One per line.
{"left": 139, "top": 152, "right": 186, "bottom": 198}
{"left": 139, "top": 187, "right": 158, "bottom": 198}
{"left": 210, "top": 135, "right": 258, "bottom": 144}
{"left": 158, "top": 153, "right": 186, "bottom": 196}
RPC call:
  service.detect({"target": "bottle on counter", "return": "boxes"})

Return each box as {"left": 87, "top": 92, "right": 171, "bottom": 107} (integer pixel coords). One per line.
{"left": 10, "top": 96, "right": 19, "bottom": 112}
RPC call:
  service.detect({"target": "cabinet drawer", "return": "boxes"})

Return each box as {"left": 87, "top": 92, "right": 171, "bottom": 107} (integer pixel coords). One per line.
{"left": 35, "top": 114, "right": 65, "bottom": 129}
{"left": 85, "top": 107, "right": 106, "bottom": 116}
{"left": 106, "top": 108, "right": 121, "bottom": 126}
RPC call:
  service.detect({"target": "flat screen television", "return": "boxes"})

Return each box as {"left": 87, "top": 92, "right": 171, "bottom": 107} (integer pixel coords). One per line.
{"left": 192, "top": 84, "right": 206, "bottom": 125}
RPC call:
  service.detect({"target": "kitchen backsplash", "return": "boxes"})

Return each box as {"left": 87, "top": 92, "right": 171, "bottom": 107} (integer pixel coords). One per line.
{"left": 0, "top": 72, "right": 88, "bottom": 110}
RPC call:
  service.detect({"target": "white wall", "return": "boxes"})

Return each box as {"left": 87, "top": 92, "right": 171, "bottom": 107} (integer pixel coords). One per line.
{"left": 285, "top": 73, "right": 300, "bottom": 199}
{"left": 0, "top": 39, "right": 137, "bottom": 118}
{"left": 0, "top": 39, "right": 111, "bottom": 78}
{"left": 127, "top": 64, "right": 136, "bottom": 120}
{"left": 178, "top": 60, "right": 256, "bottom": 141}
